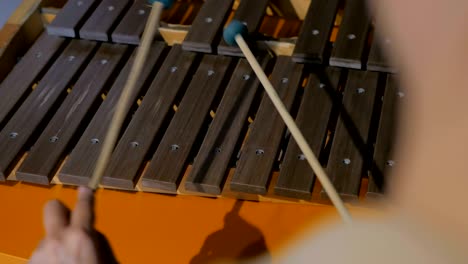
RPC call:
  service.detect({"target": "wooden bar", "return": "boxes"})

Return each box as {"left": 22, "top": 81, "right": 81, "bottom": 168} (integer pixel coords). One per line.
{"left": 325, "top": 70, "right": 379, "bottom": 201}
{"left": 0, "top": 33, "right": 65, "bottom": 129}
{"left": 111, "top": 0, "right": 150, "bottom": 45}
{"left": 58, "top": 42, "right": 166, "bottom": 185}
{"left": 16, "top": 43, "right": 127, "bottom": 185}
{"left": 141, "top": 55, "right": 233, "bottom": 193}
{"left": 329, "top": 0, "right": 370, "bottom": 69}
{"left": 230, "top": 56, "right": 303, "bottom": 194}
{"left": 292, "top": 0, "right": 340, "bottom": 63}
{"left": 367, "top": 74, "right": 400, "bottom": 198}
{"left": 79, "top": 0, "right": 132, "bottom": 42}
{"left": 0, "top": 0, "right": 44, "bottom": 83}
{"left": 275, "top": 67, "right": 341, "bottom": 200}
{"left": 101, "top": 45, "right": 197, "bottom": 189}
{"left": 47, "top": 0, "right": 99, "bottom": 38}
{"left": 185, "top": 55, "right": 270, "bottom": 195}
{"left": 217, "top": 0, "right": 269, "bottom": 56}
{"left": 182, "top": 0, "right": 233, "bottom": 53}
{"left": 0, "top": 40, "right": 97, "bottom": 180}
{"left": 367, "top": 32, "right": 395, "bottom": 73}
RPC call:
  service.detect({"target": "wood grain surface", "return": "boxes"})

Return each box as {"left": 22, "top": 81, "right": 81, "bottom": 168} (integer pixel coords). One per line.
{"left": 58, "top": 42, "right": 166, "bottom": 185}
{"left": 47, "top": 0, "right": 99, "bottom": 37}
{"left": 325, "top": 70, "right": 379, "bottom": 201}
{"left": 111, "top": 0, "right": 150, "bottom": 44}
{"left": 230, "top": 56, "right": 303, "bottom": 194}
{"left": 0, "top": 39, "right": 96, "bottom": 180}
{"left": 185, "top": 55, "right": 271, "bottom": 194}
{"left": 368, "top": 74, "right": 399, "bottom": 198}
{"left": 0, "top": 33, "right": 65, "bottom": 129}
{"left": 275, "top": 67, "right": 341, "bottom": 199}
{"left": 102, "top": 45, "right": 197, "bottom": 189}
{"left": 217, "top": 0, "right": 269, "bottom": 56}
{"left": 329, "top": 0, "right": 370, "bottom": 69}
{"left": 16, "top": 43, "right": 127, "bottom": 185}
{"left": 141, "top": 54, "right": 232, "bottom": 192}
{"left": 79, "top": 0, "right": 132, "bottom": 42}
{"left": 182, "top": 0, "right": 233, "bottom": 53}
{"left": 292, "top": 0, "right": 339, "bottom": 63}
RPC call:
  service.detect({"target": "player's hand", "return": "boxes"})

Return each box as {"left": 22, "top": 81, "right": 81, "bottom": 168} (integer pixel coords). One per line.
{"left": 29, "top": 187, "right": 117, "bottom": 264}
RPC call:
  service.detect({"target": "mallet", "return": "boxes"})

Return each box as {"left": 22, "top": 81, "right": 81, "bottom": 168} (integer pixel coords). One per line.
{"left": 223, "top": 20, "right": 352, "bottom": 224}
{"left": 88, "top": 0, "right": 174, "bottom": 190}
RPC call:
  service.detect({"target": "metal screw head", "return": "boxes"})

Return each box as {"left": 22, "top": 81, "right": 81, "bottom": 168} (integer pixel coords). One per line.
{"left": 281, "top": 78, "right": 288, "bottom": 84}
{"left": 357, "top": 87, "right": 366, "bottom": 94}
{"left": 386, "top": 160, "right": 395, "bottom": 167}
{"left": 347, "top": 34, "right": 356, "bottom": 40}
{"left": 77, "top": 1, "right": 83, "bottom": 6}
{"left": 242, "top": 74, "right": 250, "bottom": 80}
{"left": 207, "top": 70, "right": 215, "bottom": 76}
{"left": 342, "top": 158, "right": 351, "bottom": 165}
{"left": 49, "top": 136, "right": 59, "bottom": 143}
{"left": 91, "top": 138, "right": 100, "bottom": 144}
{"left": 130, "top": 141, "right": 139, "bottom": 148}
{"left": 312, "top": 29, "right": 320, "bottom": 35}
{"left": 107, "top": 5, "right": 115, "bottom": 11}
{"left": 255, "top": 149, "right": 265, "bottom": 156}
{"left": 170, "top": 144, "right": 179, "bottom": 151}
{"left": 214, "top": 147, "right": 222, "bottom": 153}
{"left": 9, "top": 132, "right": 18, "bottom": 139}
{"left": 205, "top": 17, "right": 213, "bottom": 23}
{"left": 138, "top": 9, "right": 145, "bottom": 15}
{"left": 398, "top": 91, "right": 405, "bottom": 98}
{"left": 35, "top": 52, "right": 43, "bottom": 58}
{"left": 170, "top": 66, "right": 178, "bottom": 73}
{"left": 297, "top": 154, "right": 306, "bottom": 160}
{"left": 100, "top": 59, "right": 108, "bottom": 65}
{"left": 319, "top": 83, "right": 325, "bottom": 89}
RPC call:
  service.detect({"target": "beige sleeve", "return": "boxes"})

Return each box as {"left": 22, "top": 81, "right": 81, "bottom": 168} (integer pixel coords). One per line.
{"left": 274, "top": 216, "right": 467, "bottom": 264}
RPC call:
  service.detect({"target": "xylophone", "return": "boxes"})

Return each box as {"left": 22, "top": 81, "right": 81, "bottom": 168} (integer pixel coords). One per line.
{"left": 0, "top": 0, "right": 401, "bottom": 205}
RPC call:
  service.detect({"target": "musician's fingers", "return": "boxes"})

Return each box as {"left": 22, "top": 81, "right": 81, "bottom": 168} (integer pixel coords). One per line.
{"left": 44, "top": 200, "right": 70, "bottom": 238}
{"left": 71, "top": 186, "right": 95, "bottom": 230}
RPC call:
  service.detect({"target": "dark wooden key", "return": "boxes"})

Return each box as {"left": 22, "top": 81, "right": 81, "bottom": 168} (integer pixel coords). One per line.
{"left": 367, "top": 32, "right": 395, "bottom": 73}
{"left": 230, "top": 56, "right": 303, "bottom": 194}
{"left": 182, "top": 0, "right": 233, "bottom": 53}
{"left": 101, "top": 46, "right": 197, "bottom": 189}
{"left": 185, "top": 55, "right": 271, "bottom": 195}
{"left": 0, "top": 40, "right": 97, "bottom": 181}
{"left": 111, "top": 0, "right": 150, "bottom": 44}
{"left": 368, "top": 74, "right": 400, "bottom": 198}
{"left": 329, "top": 0, "right": 371, "bottom": 69}
{"left": 58, "top": 42, "right": 166, "bottom": 186}
{"left": 0, "top": 33, "right": 65, "bottom": 129}
{"left": 79, "top": 0, "right": 132, "bottom": 42}
{"left": 141, "top": 55, "right": 232, "bottom": 193}
{"left": 275, "top": 67, "right": 341, "bottom": 200}
{"left": 217, "top": 0, "right": 269, "bottom": 56}
{"left": 47, "top": 0, "right": 99, "bottom": 38}
{"left": 292, "top": 0, "right": 340, "bottom": 63}
{"left": 16, "top": 44, "right": 127, "bottom": 185}
{"left": 325, "top": 70, "right": 379, "bottom": 201}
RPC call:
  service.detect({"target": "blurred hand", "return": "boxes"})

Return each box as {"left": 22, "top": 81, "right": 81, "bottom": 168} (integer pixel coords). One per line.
{"left": 368, "top": 0, "right": 468, "bottom": 246}
{"left": 30, "top": 187, "right": 117, "bottom": 264}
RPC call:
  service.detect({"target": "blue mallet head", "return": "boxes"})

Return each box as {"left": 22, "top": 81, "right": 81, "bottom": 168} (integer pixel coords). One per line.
{"left": 148, "top": 0, "right": 174, "bottom": 9}
{"left": 223, "top": 20, "right": 248, "bottom": 46}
